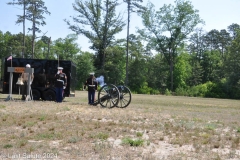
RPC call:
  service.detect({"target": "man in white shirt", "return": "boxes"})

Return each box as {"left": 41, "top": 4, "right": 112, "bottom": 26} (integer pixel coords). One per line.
{"left": 21, "top": 64, "right": 34, "bottom": 100}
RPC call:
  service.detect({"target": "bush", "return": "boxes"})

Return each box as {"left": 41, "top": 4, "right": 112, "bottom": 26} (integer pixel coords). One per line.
{"left": 188, "top": 86, "right": 199, "bottom": 97}
{"left": 203, "top": 81, "right": 227, "bottom": 98}
{"left": 174, "top": 81, "right": 229, "bottom": 98}
{"left": 122, "top": 137, "right": 144, "bottom": 147}
{"left": 175, "top": 87, "right": 187, "bottom": 96}
{"left": 138, "top": 82, "right": 151, "bottom": 94}
{"left": 150, "top": 89, "right": 160, "bottom": 95}
{"left": 164, "top": 89, "right": 172, "bottom": 96}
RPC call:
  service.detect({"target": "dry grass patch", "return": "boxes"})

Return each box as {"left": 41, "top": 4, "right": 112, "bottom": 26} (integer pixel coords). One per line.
{"left": 0, "top": 92, "right": 240, "bottom": 159}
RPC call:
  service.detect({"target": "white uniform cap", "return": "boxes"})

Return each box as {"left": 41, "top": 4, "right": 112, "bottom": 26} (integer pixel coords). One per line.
{"left": 26, "top": 64, "right": 31, "bottom": 68}
{"left": 58, "top": 67, "right": 63, "bottom": 70}
{"left": 89, "top": 72, "right": 94, "bottom": 76}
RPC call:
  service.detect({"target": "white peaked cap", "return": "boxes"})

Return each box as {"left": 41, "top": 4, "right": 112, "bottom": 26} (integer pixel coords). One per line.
{"left": 58, "top": 67, "right": 63, "bottom": 70}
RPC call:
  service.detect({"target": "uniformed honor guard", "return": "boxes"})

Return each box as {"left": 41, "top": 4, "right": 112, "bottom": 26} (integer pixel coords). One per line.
{"left": 84, "top": 72, "right": 98, "bottom": 105}
{"left": 55, "top": 67, "right": 67, "bottom": 103}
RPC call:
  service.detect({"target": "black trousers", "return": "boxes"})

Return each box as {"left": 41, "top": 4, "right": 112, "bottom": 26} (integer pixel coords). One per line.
{"left": 21, "top": 81, "right": 28, "bottom": 98}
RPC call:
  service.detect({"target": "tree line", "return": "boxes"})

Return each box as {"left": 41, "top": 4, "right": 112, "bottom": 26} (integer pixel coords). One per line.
{"left": 1, "top": 0, "right": 240, "bottom": 99}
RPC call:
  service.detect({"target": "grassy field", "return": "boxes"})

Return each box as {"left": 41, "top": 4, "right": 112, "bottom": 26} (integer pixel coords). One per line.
{"left": 0, "top": 91, "right": 240, "bottom": 160}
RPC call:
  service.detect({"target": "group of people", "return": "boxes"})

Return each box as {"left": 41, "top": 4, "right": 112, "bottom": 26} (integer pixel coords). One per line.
{"left": 21, "top": 64, "right": 67, "bottom": 103}
{"left": 55, "top": 68, "right": 98, "bottom": 104}
{"left": 21, "top": 64, "right": 96, "bottom": 104}
{"left": 55, "top": 69, "right": 99, "bottom": 104}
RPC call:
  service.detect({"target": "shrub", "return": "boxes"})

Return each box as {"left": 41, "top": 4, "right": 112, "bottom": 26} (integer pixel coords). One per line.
{"left": 150, "top": 89, "right": 160, "bottom": 95}
{"left": 175, "top": 87, "right": 187, "bottom": 96}
{"left": 164, "top": 89, "right": 172, "bottom": 96}
{"left": 187, "top": 86, "right": 198, "bottom": 97}
{"left": 138, "top": 82, "right": 151, "bottom": 94}
{"left": 203, "top": 81, "right": 227, "bottom": 98}
{"left": 122, "top": 137, "right": 144, "bottom": 147}
{"left": 96, "top": 132, "right": 109, "bottom": 140}
{"left": 136, "top": 132, "right": 143, "bottom": 137}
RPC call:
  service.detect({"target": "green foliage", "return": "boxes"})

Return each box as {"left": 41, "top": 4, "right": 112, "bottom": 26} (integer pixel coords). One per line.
{"left": 35, "top": 132, "right": 62, "bottom": 140}
{"left": 122, "top": 137, "right": 144, "bottom": 147}
{"left": 146, "top": 54, "right": 169, "bottom": 93}
{"left": 3, "top": 144, "right": 13, "bottom": 149}
{"left": 0, "top": 105, "right": 6, "bottom": 109}
{"left": 174, "top": 53, "right": 191, "bottom": 89}
{"left": 175, "top": 87, "right": 188, "bottom": 96}
{"left": 65, "top": 0, "right": 125, "bottom": 70}
{"left": 75, "top": 51, "right": 95, "bottom": 89}
{"left": 95, "top": 132, "right": 109, "bottom": 140}
{"left": 38, "top": 115, "right": 46, "bottom": 121}
{"left": 0, "top": 32, "right": 29, "bottom": 58}
{"left": 194, "top": 85, "right": 208, "bottom": 97}
{"left": 128, "top": 58, "right": 148, "bottom": 92}
{"left": 53, "top": 34, "right": 80, "bottom": 61}
{"left": 136, "top": 84, "right": 161, "bottom": 95}
{"left": 136, "top": 132, "right": 143, "bottom": 137}
{"left": 165, "top": 89, "right": 172, "bottom": 96}
{"left": 138, "top": 0, "right": 203, "bottom": 91}
{"left": 103, "top": 46, "right": 126, "bottom": 84}
{"left": 67, "top": 137, "right": 78, "bottom": 143}
{"left": 150, "top": 89, "right": 160, "bottom": 95}
{"left": 9, "top": 0, "right": 50, "bottom": 57}
{"left": 237, "top": 128, "right": 240, "bottom": 133}
{"left": 200, "top": 50, "right": 223, "bottom": 83}
{"left": 175, "top": 81, "right": 229, "bottom": 98}
{"left": 138, "top": 82, "right": 151, "bottom": 94}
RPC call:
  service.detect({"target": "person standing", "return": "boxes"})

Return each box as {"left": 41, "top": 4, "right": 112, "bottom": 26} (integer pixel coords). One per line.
{"left": 55, "top": 67, "right": 67, "bottom": 103}
{"left": 21, "top": 64, "right": 34, "bottom": 100}
{"left": 84, "top": 72, "right": 98, "bottom": 105}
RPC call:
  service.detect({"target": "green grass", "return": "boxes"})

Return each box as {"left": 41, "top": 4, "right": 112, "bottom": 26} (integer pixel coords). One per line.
{"left": 0, "top": 105, "right": 6, "bottom": 109}
{"left": 136, "top": 132, "right": 143, "bottom": 137}
{"left": 3, "top": 144, "right": 13, "bottom": 149}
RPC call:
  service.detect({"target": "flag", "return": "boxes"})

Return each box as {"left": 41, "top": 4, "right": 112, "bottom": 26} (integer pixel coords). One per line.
{"left": 7, "top": 56, "right": 12, "bottom": 61}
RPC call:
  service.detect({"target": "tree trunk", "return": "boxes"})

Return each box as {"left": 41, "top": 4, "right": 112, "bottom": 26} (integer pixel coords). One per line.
{"left": 47, "top": 37, "right": 51, "bottom": 59}
{"left": 22, "top": 0, "right": 26, "bottom": 58}
{"left": 97, "top": 48, "right": 105, "bottom": 71}
{"left": 31, "top": 3, "right": 36, "bottom": 59}
{"left": 100, "top": 0, "right": 110, "bottom": 72}
{"left": 125, "top": 1, "right": 130, "bottom": 86}
{"left": 32, "top": 23, "right": 35, "bottom": 59}
{"left": 170, "top": 50, "right": 173, "bottom": 91}
{"left": 102, "top": 49, "right": 105, "bottom": 71}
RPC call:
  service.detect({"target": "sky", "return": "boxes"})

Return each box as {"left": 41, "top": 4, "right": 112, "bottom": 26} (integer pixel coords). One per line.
{"left": 0, "top": 0, "right": 240, "bottom": 53}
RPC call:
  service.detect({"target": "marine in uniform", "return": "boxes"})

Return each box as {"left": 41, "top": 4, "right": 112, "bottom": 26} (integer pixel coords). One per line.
{"left": 55, "top": 67, "right": 67, "bottom": 103}
{"left": 84, "top": 72, "right": 98, "bottom": 105}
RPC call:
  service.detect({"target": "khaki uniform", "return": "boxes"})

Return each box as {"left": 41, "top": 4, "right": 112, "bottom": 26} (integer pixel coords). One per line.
{"left": 21, "top": 72, "right": 34, "bottom": 100}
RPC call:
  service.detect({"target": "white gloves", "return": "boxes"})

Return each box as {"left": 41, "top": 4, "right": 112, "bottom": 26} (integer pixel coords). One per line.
{"left": 63, "top": 86, "right": 66, "bottom": 89}
{"left": 57, "top": 71, "right": 60, "bottom": 74}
